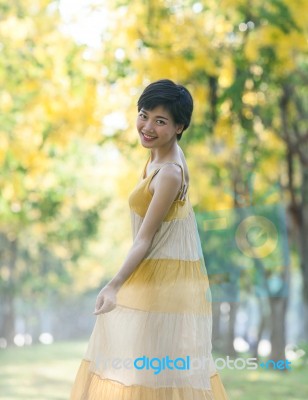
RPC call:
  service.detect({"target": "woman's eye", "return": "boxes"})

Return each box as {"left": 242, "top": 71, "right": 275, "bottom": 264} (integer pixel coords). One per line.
{"left": 157, "top": 120, "right": 166, "bottom": 125}
{"left": 139, "top": 113, "right": 146, "bottom": 119}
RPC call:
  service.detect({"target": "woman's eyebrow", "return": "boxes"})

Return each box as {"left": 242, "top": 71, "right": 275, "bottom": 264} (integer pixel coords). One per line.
{"left": 155, "top": 115, "right": 169, "bottom": 120}
{"left": 141, "top": 109, "right": 169, "bottom": 120}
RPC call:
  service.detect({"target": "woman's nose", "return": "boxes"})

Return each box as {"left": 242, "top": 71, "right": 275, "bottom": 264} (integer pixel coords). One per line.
{"left": 144, "top": 120, "right": 154, "bottom": 132}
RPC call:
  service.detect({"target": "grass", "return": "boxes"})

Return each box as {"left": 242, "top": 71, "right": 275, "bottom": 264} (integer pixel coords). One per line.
{"left": 0, "top": 341, "right": 87, "bottom": 400}
{"left": 0, "top": 341, "right": 307, "bottom": 399}
{"left": 219, "top": 355, "right": 308, "bottom": 400}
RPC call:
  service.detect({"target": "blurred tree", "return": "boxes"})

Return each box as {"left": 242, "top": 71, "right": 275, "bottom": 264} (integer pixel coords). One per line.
{"left": 243, "top": 0, "right": 308, "bottom": 347}
{"left": 0, "top": 0, "right": 109, "bottom": 345}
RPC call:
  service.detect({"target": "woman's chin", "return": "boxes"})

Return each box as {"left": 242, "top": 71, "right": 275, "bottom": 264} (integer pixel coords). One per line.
{"left": 140, "top": 134, "right": 158, "bottom": 147}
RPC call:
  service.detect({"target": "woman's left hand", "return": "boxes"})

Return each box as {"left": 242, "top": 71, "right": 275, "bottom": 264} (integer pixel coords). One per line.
{"left": 93, "top": 284, "right": 118, "bottom": 315}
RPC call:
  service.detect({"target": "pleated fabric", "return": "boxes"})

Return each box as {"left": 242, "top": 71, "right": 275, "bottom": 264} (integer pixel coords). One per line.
{"left": 69, "top": 155, "right": 230, "bottom": 399}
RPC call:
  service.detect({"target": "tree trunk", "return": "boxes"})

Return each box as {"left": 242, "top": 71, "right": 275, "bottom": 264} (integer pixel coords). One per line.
{"left": 2, "top": 291, "right": 15, "bottom": 346}
{"left": 2, "top": 237, "right": 18, "bottom": 346}
{"left": 251, "top": 297, "right": 268, "bottom": 359}
{"left": 299, "top": 164, "right": 308, "bottom": 341}
{"left": 212, "top": 301, "right": 222, "bottom": 351}
{"left": 269, "top": 296, "right": 288, "bottom": 361}
{"left": 279, "top": 83, "right": 308, "bottom": 342}
{"left": 226, "top": 302, "right": 237, "bottom": 357}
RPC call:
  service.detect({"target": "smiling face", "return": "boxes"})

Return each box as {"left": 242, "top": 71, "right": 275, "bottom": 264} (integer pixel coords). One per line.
{"left": 136, "top": 105, "right": 183, "bottom": 148}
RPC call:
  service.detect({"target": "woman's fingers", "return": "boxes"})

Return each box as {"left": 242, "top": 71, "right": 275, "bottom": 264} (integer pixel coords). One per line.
{"left": 94, "top": 304, "right": 114, "bottom": 315}
{"left": 93, "top": 296, "right": 115, "bottom": 315}
{"left": 94, "top": 295, "right": 104, "bottom": 312}
{"left": 93, "top": 285, "right": 117, "bottom": 315}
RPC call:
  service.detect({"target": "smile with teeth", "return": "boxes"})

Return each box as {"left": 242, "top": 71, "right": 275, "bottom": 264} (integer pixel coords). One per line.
{"left": 142, "top": 132, "right": 158, "bottom": 140}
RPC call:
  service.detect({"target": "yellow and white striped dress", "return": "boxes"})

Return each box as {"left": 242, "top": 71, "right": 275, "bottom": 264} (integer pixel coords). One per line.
{"left": 70, "top": 155, "right": 229, "bottom": 399}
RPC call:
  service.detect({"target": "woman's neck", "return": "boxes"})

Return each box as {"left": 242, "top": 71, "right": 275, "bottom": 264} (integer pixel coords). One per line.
{"left": 149, "top": 143, "right": 181, "bottom": 164}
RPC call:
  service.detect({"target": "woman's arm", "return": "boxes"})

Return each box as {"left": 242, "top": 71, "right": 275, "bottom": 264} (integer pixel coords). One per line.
{"left": 94, "top": 164, "right": 182, "bottom": 315}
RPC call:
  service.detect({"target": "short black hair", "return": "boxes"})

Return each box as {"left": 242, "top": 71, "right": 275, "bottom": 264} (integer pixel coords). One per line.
{"left": 137, "top": 79, "right": 193, "bottom": 141}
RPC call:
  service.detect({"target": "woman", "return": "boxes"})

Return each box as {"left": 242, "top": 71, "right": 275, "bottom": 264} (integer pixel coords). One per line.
{"left": 70, "top": 79, "right": 229, "bottom": 399}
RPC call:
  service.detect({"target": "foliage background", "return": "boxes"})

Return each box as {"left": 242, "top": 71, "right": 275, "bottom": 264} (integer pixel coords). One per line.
{"left": 0, "top": 0, "right": 307, "bottom": 398}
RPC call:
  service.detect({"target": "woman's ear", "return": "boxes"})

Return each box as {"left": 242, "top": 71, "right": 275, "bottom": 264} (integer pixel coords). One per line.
{"left": 176, "top": 124, "right": 184, "bottom": 134}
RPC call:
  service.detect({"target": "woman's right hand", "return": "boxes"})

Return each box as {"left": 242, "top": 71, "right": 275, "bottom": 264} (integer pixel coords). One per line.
{"left": 93, "top": 284, "right": 118, "bottom": 316}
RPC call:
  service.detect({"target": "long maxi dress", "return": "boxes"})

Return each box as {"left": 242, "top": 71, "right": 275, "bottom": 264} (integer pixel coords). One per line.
{"left": 69, "top": 155, "right": 229, "bottom": 400}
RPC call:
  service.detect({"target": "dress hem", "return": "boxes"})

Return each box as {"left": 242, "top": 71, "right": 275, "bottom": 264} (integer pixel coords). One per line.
{"left": 70, "top": 359, "right": 229, "bottom": 400}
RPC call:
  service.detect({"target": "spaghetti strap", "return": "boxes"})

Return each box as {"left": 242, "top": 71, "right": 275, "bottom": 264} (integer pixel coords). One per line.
{"left": 171, "top": 163, "right": 186, "bottom": 201}
{"left": 142, "top": 155, "right": 151, "bottom": 179}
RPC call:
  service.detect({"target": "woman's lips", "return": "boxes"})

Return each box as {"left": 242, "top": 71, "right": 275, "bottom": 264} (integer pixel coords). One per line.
{"left": 142, "top": 132, "right": 158, "bottom": 141}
